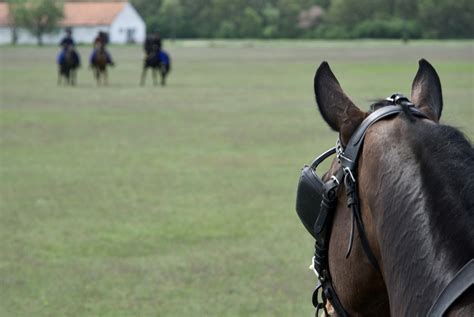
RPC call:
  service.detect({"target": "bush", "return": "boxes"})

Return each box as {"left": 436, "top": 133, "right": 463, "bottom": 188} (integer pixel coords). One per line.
{"left": 239, "top": 7, "right": 263, "bottom": 38}
{"left": 418, "top": 0, "right": 474, "bottom": 39}
{"left": 217, "top": 21, "right": 237, "bottom": 38}
{"left": 262, "top": 25, "right": 278, "bottom": 38}
{"left": 352, "top": 18, "right": 422, "bottom": 39}
{"left": 311, "top": 24, "right": 353, "bottom": 39}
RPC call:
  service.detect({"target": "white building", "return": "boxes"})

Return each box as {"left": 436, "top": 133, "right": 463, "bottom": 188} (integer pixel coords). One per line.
{"left": 0, "top": 1, "right": 146, "bottom": 45}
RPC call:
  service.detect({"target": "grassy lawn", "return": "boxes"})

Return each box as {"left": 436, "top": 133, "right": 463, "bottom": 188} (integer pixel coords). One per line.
{"left": 0, "top": 40, "right": 472, "bottom": 316}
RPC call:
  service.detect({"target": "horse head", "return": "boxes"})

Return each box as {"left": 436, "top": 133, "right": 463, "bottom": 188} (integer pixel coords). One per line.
{"left": 97, "top": 42, "right": 106, "bottom": 53}
{"left": 299, "top": 59, "right": 473, "bottom": 316}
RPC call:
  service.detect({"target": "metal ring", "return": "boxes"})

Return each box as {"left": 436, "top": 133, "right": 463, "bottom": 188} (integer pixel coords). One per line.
{"left": 343, "top": 167, "right": 356, "bottom": 183}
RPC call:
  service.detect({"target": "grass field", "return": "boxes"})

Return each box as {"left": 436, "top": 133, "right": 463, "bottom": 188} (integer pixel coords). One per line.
{"left": 0, "top": 40, "right": 473, "bottom": 317}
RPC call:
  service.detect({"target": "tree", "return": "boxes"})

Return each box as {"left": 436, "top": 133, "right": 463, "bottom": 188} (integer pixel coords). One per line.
{"left": 261, "top": 3, "right": 280, "bottom": 38}
{"left": 131, "top": 0, "right": 163, "bottom": 35}
{"left": 326, "top": 0, "right": 385, "bottom": 28}
{"left": 10, "top": 0, "right": 63, "bottom": 46}
{"left": 418, "top": 0, "right": 474, "bottom": 38}
{"left": 217, "top": 21, "right": 236, "bottom": 38}
{"left": 239, "top": 7, "right": 263, "bottom": 37}
{"left": 156, "top": 0, "right": 184, "bottom": 39}
{"left": 276, "top": 0, "right": 303, "bottom": 37}
{"left": 6, "top": 0, "right": 24, "bottom": 44}
{"left": 126, "top": 0, "right": 474, "bottom": 39}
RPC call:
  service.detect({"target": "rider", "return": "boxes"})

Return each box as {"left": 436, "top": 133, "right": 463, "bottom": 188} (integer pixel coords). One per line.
{"left": 144, "top": 31, "right": 162, "bottom": 57}
{"left": 89, "top": 31, "right": 114, "bottom": 66}
{"left": 57, "top": 28, "right": 76, "bottom": 65}
{"left": 143, "top": 34, "right": 153, "bottom": 56}
{"left": 60, "top": 28, "right": 75, "bottom": 47}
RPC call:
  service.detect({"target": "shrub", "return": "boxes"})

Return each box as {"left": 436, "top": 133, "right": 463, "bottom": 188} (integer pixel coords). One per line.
{"left": 352, "top": 18, "right": 422, "bottom": 39}
{"left": 311, "top": 24, "right": 353, "bottom": 39}
{"left": 217, "top": 21, "right": 236, "bottom": 38}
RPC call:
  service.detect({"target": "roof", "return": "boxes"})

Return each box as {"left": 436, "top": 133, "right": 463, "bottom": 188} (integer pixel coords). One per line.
{"left": 0, "top": 2, "right": 128, "bottom": 27}
{"left": 61, "top": 2, "right": 127, "bottom": 26}
{"left": 0, "top": 3, "right": 11, "bottom": 26}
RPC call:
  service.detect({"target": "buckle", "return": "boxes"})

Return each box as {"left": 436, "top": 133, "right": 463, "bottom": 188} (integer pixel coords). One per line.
{"left": 343, "top": 167, "right": 356, "bottom": 183}
{"left": 386, "top": 93, "right": 414, "bottom": 107}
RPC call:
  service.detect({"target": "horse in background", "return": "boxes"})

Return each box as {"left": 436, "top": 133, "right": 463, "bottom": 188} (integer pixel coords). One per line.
{"left": 57, "top": 45, "right": 80, "bottom": 86}
{"left": 140, "top": 50, "right": 171, "bottom": 86}
{"left": 90, "top": 41, "right": 114, "bottom": 86}
{"left": 140, "top": 35, "right": 171, "bottom": 86}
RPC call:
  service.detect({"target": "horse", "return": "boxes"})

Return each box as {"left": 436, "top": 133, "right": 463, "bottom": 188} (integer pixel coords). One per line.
{"left": 90, "top": 42, "right": 113, "bottom": 86}
{"left": 296, "top": 59, "right": 474, "bottom": 316}
{"left": 140, "top": 47, "right": 171, "bottom": 86}
{"left": 57, "top": 46, "right": 80, "bottom": 86}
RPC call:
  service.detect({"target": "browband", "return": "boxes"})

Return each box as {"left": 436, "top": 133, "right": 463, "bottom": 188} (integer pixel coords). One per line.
{"left": 339, "top": 105, "right": 429, "bottom": 171}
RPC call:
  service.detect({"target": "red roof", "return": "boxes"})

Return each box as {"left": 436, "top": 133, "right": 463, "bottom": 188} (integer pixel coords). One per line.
{"left": 61, "top": 2, "right": 126, "bottom": 26}
{"left": 0, "top": 3, "right": 11, "bottom": 26}
{"left": 0, "top": 2, "right": 128, "bottom": 27}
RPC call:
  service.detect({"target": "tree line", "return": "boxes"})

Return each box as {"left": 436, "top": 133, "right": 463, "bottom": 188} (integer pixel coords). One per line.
{"left": 131, "top": 0, "right": 473, "bottom": 39}
{"left": 4, "top": 0, "right": 473, "bottom": 44}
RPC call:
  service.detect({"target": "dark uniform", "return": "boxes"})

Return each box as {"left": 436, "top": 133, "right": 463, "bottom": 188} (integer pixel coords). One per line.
{"left": 60, "top": 36, "right": 75, "bottom": 47}
{"left": 57, "top": 30, "right": 76, "bottom": 65}
{"left": 144, "top": 33, "right": 162, "bottom": 56}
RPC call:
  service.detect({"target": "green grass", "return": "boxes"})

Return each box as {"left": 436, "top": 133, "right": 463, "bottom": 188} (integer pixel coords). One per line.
{"left": 0, "top": 40, "right": 473, "bottom": 317}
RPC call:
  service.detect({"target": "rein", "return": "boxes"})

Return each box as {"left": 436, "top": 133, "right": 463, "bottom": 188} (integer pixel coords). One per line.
{"left": 427, "top": 259, "right": 474, "bottom": 316}
{"left": 307, "top": 94, "right": 430, "bottom": 316}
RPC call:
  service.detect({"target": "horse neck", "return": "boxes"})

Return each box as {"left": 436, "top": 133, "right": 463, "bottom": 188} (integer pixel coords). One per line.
{"left": 96, "top": 49, "right": 107, "bottom": 65}
{"left": 359, "top": 118, "right": 474, "bottom": 316}
{"left": 66, "top": 50, "right": 73, "bottom": 61}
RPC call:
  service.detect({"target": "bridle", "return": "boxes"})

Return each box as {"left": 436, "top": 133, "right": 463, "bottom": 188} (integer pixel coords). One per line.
{"left": 296, "top": 93, "right": 474, "bottom": 316}
{"left": 296, "top": 94, "right": 429, "bottom": 316}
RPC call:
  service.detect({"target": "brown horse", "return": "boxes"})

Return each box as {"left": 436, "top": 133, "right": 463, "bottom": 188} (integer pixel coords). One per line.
{"left": 300, "top": 59, "right": 474, "bottom": 316}
{"left": 90, "top": 42, "right": 113, "bottom": 86}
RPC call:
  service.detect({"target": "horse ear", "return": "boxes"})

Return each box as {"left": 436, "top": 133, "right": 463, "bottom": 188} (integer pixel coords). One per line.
{"left": 314, "top": 62, "right": 365, "bottom": 145}
{"left": 411, "top": 59, "right": 443, "bottom": 121}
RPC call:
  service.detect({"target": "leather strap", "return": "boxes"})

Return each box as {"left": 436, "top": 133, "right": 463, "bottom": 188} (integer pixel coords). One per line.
{"left": 338, "top": 104, "right": 429, "bottom": 271}
{"left": 311, "top": 169, "right": 349, "bottom": 317}
{"left": 345, "top": 176, "right": 381, "bottom": 272}
{"left": 427, "top": 259, "right": 474, "bottom": 316}
{"left": 339, "top": 105, "right": 429, "bottom": 171}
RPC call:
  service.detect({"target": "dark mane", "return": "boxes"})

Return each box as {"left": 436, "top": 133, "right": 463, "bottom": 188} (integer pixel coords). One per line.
{"left": 410, "top": 121, "right": 474, "bottom": 264}
{"left": 368, "top": 101, "right": 474, "bottom": 215}
{"left": 375, "top": 117, "right": 474, "bottom": 315}
{"left": 368, "top": 100, "right": 474, "bottom": 250}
